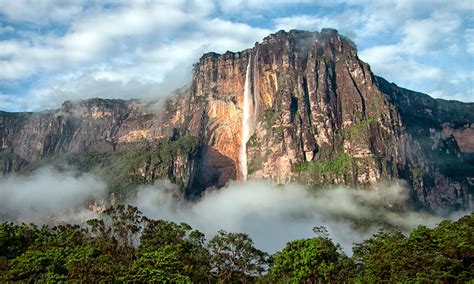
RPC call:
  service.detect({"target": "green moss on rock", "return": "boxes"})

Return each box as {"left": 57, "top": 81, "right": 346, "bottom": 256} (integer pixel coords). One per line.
{"left": 294, "top": 154, "right": 355, "bottom": 186}
{"left": 342, "top": 117, "right": 378, "bottom": 140}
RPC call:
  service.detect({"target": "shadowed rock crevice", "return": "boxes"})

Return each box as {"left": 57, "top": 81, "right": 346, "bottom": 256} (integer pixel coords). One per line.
{"left": 187, "top": 146, "right": 237, "bottom": 198}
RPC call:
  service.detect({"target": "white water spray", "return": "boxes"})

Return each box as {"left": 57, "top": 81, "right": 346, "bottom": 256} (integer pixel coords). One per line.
{"left": 240, "top": 56, "right": 252, "bottom": 180}
{"left": 252, "top": 49, "right": 259, "bottom": 131}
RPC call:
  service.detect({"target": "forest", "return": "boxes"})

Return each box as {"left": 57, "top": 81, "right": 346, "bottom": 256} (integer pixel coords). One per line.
{"left": 0, "top": 205, "right": 472, "bottom": 283}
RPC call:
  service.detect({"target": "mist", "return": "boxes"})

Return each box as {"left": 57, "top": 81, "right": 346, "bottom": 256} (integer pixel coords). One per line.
{"left": 128, "top": 179, "right": 452, "bottom": 254}
{"left": 0, "top": 167, "right": 106, "bottom": 224}
{"left": 0, "top": 169, "right": 462, "bottom": 254}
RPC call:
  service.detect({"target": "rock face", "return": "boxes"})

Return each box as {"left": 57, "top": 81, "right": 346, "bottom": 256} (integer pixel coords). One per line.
{"left": 0, "top": 88, "right": 197, "bottom": 193}
{"left": 376, "top": 78, "right": 473, "bottom": 212}
{"left": 0, "top": 29, "right": 472, "bottom": 214}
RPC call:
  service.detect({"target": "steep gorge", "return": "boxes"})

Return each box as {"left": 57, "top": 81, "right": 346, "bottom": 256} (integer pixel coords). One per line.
{"left": 0, "top": 29, "right": 472, "bottom": 214}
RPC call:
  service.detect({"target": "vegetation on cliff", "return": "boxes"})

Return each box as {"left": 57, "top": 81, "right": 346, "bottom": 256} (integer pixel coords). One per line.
{"left": 294, "top": 153, "right": 355, "bottom": 186}
{"left": 0, "top": 207, "right": 472, "bottom": 282}
{"left": 19, "top": 135, "right": 199, "bottom": 197}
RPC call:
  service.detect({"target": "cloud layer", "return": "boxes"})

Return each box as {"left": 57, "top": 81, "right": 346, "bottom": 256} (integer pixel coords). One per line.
{"left": 0, "top": 0, "right": 472, "bottom": 111}
{"left": 0, "top": 168, "right": 464, "bottom": 255}
{"left": 0, "top": 168, "right": 106, "bottom": 224}
{"left": 129, "top": 179, "right": 449, "bottom": 254}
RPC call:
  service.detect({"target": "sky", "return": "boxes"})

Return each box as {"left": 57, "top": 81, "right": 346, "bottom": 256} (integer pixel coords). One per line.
{"left": 0, "top": 0, "right": 472, "bottom": 112}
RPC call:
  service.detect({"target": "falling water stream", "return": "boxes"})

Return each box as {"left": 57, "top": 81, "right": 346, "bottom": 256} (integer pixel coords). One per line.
{"left": 239, "top": 56, "right": 252, "bottom": 180}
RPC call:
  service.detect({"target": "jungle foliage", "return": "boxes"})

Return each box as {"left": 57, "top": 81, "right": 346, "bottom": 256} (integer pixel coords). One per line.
{"left": 0, "top": 208, "right": 472, "bottom": 283}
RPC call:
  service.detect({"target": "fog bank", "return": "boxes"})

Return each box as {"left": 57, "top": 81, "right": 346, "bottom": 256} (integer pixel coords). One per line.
{"left": 129, "top": 179, "right": 450, "bottom": 254}
{"left": 0, "top": 169, "right": 462, "bottom": 254}
{"left": 0, "top": 168, "right": 106, "bottom": 224}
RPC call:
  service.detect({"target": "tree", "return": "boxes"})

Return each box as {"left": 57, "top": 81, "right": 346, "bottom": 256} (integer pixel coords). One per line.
{"left": 1, "top": 208, "right": 471, "bottom": 282}
{"left": 128, "top": 245, "right": 192, "bottom": 283}
{"left": 138, "top": 219, "right": 212, "bottom": 283}
{"left": 352, "top": 213, "right": 474, "bottom": 282}
{"left": 208, "top": 230, "right": 268, "bottom": 283}
{"left": 0, "top": 222, "right": 41, "bottom": 259}
{"left": 2, "top": 224, "right": 94, "bottom": 282}
{"left": 66, "top": 246, "right": 118, "bottom": 282}
{"left": 352, "top": 230, "right": 405, "bottom": 282}
{"left": 269, "top": 235, "right": 353, "bottom": 283}
{"left": 87, "top": 205, "right": 145, "bottom": 266}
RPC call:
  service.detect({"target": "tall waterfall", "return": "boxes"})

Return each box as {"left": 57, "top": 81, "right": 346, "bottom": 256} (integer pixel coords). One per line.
{"left": 239, "top": 56, "right": 252, "bottom": 180}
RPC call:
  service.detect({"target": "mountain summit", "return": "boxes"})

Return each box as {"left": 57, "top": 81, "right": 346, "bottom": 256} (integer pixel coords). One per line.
{"left": 1, "top": 29, "right": 472, "bottom": 214}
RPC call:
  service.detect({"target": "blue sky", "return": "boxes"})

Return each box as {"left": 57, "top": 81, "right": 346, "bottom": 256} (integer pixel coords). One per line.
{"left": 0, "top": 0, "right": 473, "bottom": 112}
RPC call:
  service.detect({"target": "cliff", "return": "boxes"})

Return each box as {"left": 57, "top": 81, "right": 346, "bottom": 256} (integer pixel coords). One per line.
{"left": 1, "top": 29, "right": 472, "bottom": 214}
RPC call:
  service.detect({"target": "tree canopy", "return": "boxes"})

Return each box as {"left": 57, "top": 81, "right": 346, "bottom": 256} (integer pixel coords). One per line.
{"left": 0, "top": 207, "right": 472, "bottom": 282}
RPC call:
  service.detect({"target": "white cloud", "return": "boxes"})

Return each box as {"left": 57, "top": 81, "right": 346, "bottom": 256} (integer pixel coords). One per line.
{"left": 0, "top": 168, "right": 106, "bottom": 224}
{"left": 0, "top": 1, "right": 272, "bottom": 109}
{"left": 1, "top": 0, "right": 472, "bottom": 109}
{"left": 0, "top": 92, "right": 30, "bottom": 112}
{"left": 429, "top": 90, "right": 473, "bottom": 102}
{"left": 359, "top": 45, "right": 442, "bottom": 81}
{"left": 273, "top": 11, "right": 362, "bottom": 39}
{"left": 0, "top": 0, "right": 84, "bottom": 23}
{"left": 0, "top": 169, "right": 465, "bottom": 254}
{"left": 274, "top": 15, "right": 335, "bottom": 32}
{"left": 270, "top": 3, "right": 471, "bottom": 102}
{"left": 12, "top": 17, "right": 270, "bottom": 110}
{"left": 217, "top": 0, "right": 312, "bottom": 14}
{"left": 0, "top": 24, "right": 14, "bottom": 33}
{"left": 0, "top": 2, "right": 199, "bottom": 81}
{"left": 400, "top": 13, "right": 461, "bottom": 55}
{"left": 356, "top": 7, "right": 471, "bottom": 101}
{"left": 27, "top": 73, "right": 190, "bottom": 111}
{"left": 129, "top": 179, "right": 451, "bottom": 254}
{"left": 60, "top": 2, "right": 192, "bottom": 58}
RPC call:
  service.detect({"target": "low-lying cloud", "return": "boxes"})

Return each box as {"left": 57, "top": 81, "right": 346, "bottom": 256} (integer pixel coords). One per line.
{"left": 129, "top": 179, "right": 451, "bottom": 254}
{"left": 0, "top": 167, "right": 106, "bottom": 224}
{"left": 0, "top": 170, "right": 463, "bottom": 254}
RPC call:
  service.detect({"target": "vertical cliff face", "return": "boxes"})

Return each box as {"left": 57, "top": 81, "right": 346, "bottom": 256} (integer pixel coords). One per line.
{"left": 188, "top": 29, "right": 400, "bottom": 186}
{"left": 248, "top": 29, "right": 400, "bottom": 186}
{"left": 186, "top": 51, "right": 251, "bottom": 188}
{"left": 0, "top": 29, "right": 472, "bottom": 213}
{"left": 376, "top": 77, "right": 473, "bottom": 212}
{"left": 185, "top": 29, "right": 472, "bottom": 213}
{"left": 0, "top": 88, "right": 191, "bottom": 161}
{"left": 0, "top": 88, "right": 196, "bottom": 192}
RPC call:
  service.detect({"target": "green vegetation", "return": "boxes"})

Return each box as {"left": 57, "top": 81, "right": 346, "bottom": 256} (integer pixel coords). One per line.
{"left": 22, "top": 135, "right": 199, "bottom": 196}
{"left": 353, "top": 214, "right": 474, "bottom": 282}
{"left": 294, "top": 153, "right": 355, "bottom": 185}
{"left": 248, "top": 154, "right": 266, "bottom": 175}
{"left": 269, "top": 228, "right": 354, "bottom": 283}
{"left": 262, "top": 108, "right": 279, "bottom": 128}
{"left": 247, "top": 134, "right": 267, "bottom": 176}
{"left": 1, "top": 208, "right": 472, "bottom": 282}
{"left": 247, "top": 133, "right": 261, "bottom": 148}
{"left": 294, "top": 154, "right": 354, "bottom": 175}
{"left": 0, "top": 206, "right": 265, "bottom": 282}
{"left": 208, "top": 230, "right": 268, "bottom": 282}
{"left": 342, "top": 117, "right": 378, "bottom": 141}
{"left": 100, "top": 135, "right": 198, "bottom": 193}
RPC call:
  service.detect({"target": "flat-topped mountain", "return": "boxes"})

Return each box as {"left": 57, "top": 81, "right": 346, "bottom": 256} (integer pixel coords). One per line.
{"left": 1, "top": 29, "right": 472, "bottom": 214}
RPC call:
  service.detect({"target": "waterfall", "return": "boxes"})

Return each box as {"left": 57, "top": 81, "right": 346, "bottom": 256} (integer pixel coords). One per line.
{"left": 239, "top": 56, "right": 252, "bottom": 180}
{"left": 252, "top": 48, "right": 259, "bottom": 132}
